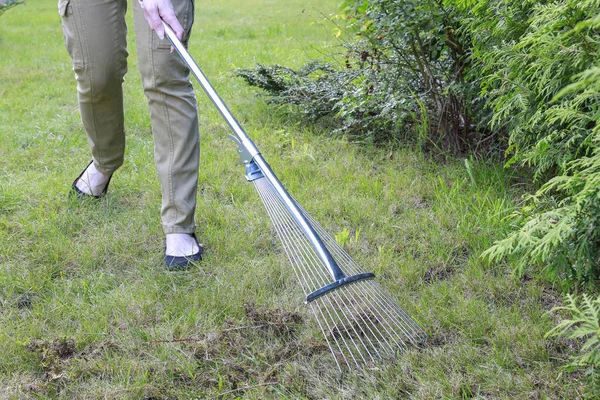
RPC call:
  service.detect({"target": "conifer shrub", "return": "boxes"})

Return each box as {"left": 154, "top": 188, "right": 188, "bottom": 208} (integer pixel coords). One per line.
{"left": 481, "top": 0, "right": 600, "bottom": 287}
{"left": 547, "top": 294, "right": 600, "bottom": 398}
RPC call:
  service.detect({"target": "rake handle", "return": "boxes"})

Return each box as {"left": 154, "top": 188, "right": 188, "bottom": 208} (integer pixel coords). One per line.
{"left": 162, "top": 22, "right": 346, "bottom": 282}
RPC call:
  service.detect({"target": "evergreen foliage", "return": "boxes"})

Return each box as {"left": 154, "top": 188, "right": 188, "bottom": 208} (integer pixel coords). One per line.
{"left": 472, "top": 0, "right": 600, "bottom": 179}
{"left": 482, "top": 0, "right": 600, "bottom": 287}
{"left": 546, "top": 294, "right": 600, "bottom": 398}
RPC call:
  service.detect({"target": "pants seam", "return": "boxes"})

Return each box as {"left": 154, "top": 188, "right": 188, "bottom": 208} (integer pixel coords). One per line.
{"left": 148, "top": 25, "right": 179, "bottom": 228}
{"left": 75, "top": 2, "right": 100, "bottom": 167}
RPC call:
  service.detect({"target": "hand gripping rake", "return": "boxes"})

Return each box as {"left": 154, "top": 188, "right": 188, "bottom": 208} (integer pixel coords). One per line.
{"left": 163, "top": 22, "right": 425, "bottom": 370}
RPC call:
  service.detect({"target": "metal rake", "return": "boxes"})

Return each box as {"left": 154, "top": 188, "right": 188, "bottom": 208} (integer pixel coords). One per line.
{"left": 163, "top": 22, "right": 425, "bottom": 371}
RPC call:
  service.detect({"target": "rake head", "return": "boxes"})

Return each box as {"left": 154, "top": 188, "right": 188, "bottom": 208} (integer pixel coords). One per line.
{"left": 253, "top": 176, "right": 426, "bottom": 371}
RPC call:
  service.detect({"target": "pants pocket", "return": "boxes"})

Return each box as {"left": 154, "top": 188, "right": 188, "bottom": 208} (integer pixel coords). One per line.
{"left": 59, "top": 0, "right": 85, "bottom": 69}
{"left": 58, "top": 0, "right": 70, "bottom": 16}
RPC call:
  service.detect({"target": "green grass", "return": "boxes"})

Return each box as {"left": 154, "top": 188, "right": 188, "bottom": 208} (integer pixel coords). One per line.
{"left": 0, "top": 1, "right": 583, "bottom": 398}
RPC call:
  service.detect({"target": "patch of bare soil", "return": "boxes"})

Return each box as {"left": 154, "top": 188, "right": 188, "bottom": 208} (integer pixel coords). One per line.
{"left": 243, "top": 302, "right": 303, "bottom": 336}
{"left": 423, "top": 263, "right": 456, "bottom": 283}
{"left": 23, "top": 338, "right": 122, "bottom": 397}
{"left": 26, "top": 338, "right": 76, "bottom": 376}
{"left": 23, "top": 337, "right": 77, "bottom": 395}
{"left": 161, "top": 303, "right": 330, "bottom": 395}
{"left": 13, "top": 293, "right": 39, "bottom": 310}
{"left": 423, "top": 329, "right": 462, "bottom": 347}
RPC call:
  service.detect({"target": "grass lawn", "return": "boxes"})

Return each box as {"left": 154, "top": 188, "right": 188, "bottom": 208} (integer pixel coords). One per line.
{"left": 0, "top": 0, "right": 582, "bottom": 398}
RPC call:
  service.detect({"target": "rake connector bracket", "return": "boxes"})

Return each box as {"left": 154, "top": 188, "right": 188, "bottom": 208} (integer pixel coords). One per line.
{"left": 306, "top": 272, "right": 376, "bottom": 303}
{"left": 244, "top": 160, "right": 264, "bottom": 182}
{"left": 227, "top": 134, "right": 264, "bottom": 181}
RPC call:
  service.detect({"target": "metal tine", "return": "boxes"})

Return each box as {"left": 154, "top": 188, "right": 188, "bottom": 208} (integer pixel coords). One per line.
{"left": 321, "top": 298, "right": 384, "bottom": 367}
{"left": 322, "top": 292, "right": 382, "bottom": 364}
{"left": 367, "top": 283, "right": 426, "bottom": 343}
{"left": 363, "top": 283, "right": 425, "bottom": 341}
{"left": 332, "top": 269, "right": 424, "bottom": 344}
{"left": 308, "top": 303, "right": 344, "bottom": 370}
{"left": 303, "top": 242, "right": 423, "bottom": 355}
{"left": 294, "top": 204, "right": 362, "bottom": 270}
{"left": 300, "top": 209, "right": 420, "bottom": 334}
{"left": 256, "top": 179, "right": 367, "bottom": 368}
{"left": 336, "top": 284, "right": 403, "bottom": 353}
{"left": 294, "top": 202, "right": 424, "bottom": 342}
{"left": 326, "top": 287, "right": 394, "bottom": 358}
{"left": 345, "top": 281, "right": 420, "bottom": 346}
{"left": 339, "top": 285, "right": 395, "bottom": 351}
{"left": 320, "top": 255, "right": 424, "bottom": 343}
{"left": 315, "top": 237, "right": 424, "bottom": 339}
{"left": 255, "top": 179, "right": 326, "bottom": 293}
{"left": 259, "top": 181, "right": 325, "bottom": 278}
{"left": 348, "top": 287, "right": 412, "bottom": 354}
{"left": 300, "top": 208, "right": 425, "bottom": 340}
{"left": 253, "top": 155, "right": 420, "bottom": 366}
{"left": 254, "top": 177, "right": 424, "bottom": 366}
{"left": 255, "top": 179, "right": 406, "bottom": 364}
{"left": 317, "top": 298, "right": 371, "bottom": 368}
{"left": 256, "top": 179, "right": 330, "bottom": 289}
{"left": 255, "top": 182, "right": 350, "bottom": 367}
{"left": 255, "top": 179, "right": 387, "bottom": 362}
{"left": 355, "top": 283, "right": 422, "bottom": 346}
{"left": 322, "top": 282, "right": 391, "bottom": 353}
{"left": 291, "top": 197, "right": 423, "bottom": 355}
{"left": 255, "top": 179, "right": 325, "bottom": 286}
{"left": 259, "top": 184, "right": 380, "bottom": 364}
{"left": 312, "top": 302, "right": 362, "bottom": 369}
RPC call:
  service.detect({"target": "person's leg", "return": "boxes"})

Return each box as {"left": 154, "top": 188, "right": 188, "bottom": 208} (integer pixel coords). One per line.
{"left": 133, "top": 0, "right": 201, "bottom": 261}
{"left": 59, "top": 0, "right": 129, "bottom": 194}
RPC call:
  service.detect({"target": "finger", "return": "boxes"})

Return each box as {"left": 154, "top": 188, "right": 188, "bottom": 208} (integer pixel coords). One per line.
{"left": 145, "top": 8, "right": 165, "bottom": 40}
{"left": 159, "top": 10, "right": 184, "bottom": 52}
{"left": 160, "top": 9, "right": 184, "bottom": 41}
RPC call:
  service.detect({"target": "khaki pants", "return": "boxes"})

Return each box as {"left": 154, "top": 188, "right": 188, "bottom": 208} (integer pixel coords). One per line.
{"left": 59, "top": 0, "right": 199, "bottom": 234}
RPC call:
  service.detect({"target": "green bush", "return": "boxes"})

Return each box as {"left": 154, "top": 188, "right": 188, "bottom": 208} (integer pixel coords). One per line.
{"left": 547, "top": 293, "right": 600, "bottom": 398}
{"left": 235, "top": 62, "right": 349, "bottom": 129}
{"left": 471, "top": 0, "right": 599, "bottom": 179}
{"left": 237, "top": 0, "right": 493, "bottom": 151}
{"left": 482, "top": 0, "right": 600, "bottom": 287}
